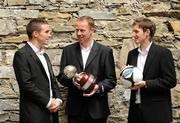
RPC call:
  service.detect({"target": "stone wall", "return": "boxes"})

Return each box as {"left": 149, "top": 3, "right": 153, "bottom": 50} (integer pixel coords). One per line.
{"left": 0, "top": 0, "right": 180, "bottom": 123}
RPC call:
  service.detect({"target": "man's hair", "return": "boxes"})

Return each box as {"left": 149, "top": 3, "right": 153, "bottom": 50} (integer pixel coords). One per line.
{"left": 26, "top": 18, "right": 48, "bottom": 39}
{"left": 133, "top": 17, "right": 156, "bottom": 40}
{"left": 77, "top": 16, "right": 95, "bottom": 29}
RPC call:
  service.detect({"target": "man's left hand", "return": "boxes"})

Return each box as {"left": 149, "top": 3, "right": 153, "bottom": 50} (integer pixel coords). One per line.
{"left": 129, "top": 81, "right": 146, "bottom": 90}
{"left": 83, "top": 84, "right": 99, "bottom": 97}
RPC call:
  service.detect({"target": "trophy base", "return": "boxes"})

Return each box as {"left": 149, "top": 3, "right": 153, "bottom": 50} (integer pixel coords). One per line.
{"left": 83, "top": 83, "right": 95, "bottom": 94}
{"left": 81, "top": 74, "right": 96, "bottom": 94}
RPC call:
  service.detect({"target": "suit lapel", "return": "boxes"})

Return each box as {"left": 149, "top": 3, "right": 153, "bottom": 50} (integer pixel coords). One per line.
{"left": 75, "top": 43, "right": 84, "bottom": 70}
{"left": 44, "top": 53, "right": 54, "bottom": 81}
{"left": 26, "top": 44, "right": 49, "bottom": 80}
{"left": 132, "top": 49, "right": 138, "bottom": 66}
{"left": 85, "top": 42, "right": 99, "bottom": 70}
{"left": 129, "top": 48, "right": 138, "bottom": 66}
{"left": 143, "top": 43, "right": 156, "bottom": 76}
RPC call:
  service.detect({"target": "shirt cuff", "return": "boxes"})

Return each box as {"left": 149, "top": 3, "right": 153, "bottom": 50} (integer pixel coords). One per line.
{"left": 46, "top": 98, "right": 52, "bottom": 108}
{"left": 96, "top": 85, "right": 104, "bottom": 93}
{"left": 101, "top": 85, "right": 104, "bottom": 92}
{"left": 56, "top": 98, "right": 63, "bottom": 104}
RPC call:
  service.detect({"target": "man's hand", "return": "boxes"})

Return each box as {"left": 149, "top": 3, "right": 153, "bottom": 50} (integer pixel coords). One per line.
{"left": 48, "top": 98, "right": 61, "bottom": 113}
{"left": 129, "top": 81, "right": 146, "bottom": 90}
{"left": 72, "top": 78, "right": 81, "bottom": 89}
{"left": 83, "top": 84, "right": 99, "bottom": 97}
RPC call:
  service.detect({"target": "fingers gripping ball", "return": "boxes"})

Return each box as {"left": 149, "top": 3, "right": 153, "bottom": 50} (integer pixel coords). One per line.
{"left": 120, "top": 65, "right": 143, "bottom": 88}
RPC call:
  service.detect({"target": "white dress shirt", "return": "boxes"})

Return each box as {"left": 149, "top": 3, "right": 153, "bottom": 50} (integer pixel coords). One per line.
{"left": 80, "top": 40, "right": 94, "bottom": 69}
{"left": 135, "top": 42, "right": 152, "bottom": 104}
{"left": 27, "top": 42, "right": 62, "bottom": 108}
{"left": 80, "top": 40, "right": 104, "bottom": 93}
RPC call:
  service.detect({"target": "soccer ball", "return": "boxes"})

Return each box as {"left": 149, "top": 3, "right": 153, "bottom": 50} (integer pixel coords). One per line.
{"left": 120, "top": 65, "right": 143, "bottom": 87}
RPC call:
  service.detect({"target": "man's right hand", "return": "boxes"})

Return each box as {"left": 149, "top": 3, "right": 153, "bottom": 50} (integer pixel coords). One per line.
{"left": 72, "top": 78, "right": 81, "bottom": 89}
{"left": 48, "top": 99, "right": 61, "bottom": 113}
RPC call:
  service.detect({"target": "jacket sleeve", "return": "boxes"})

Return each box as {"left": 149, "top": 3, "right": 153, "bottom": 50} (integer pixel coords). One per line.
{"left": 56, "top": 48, "right": 74, "bottom": 87}
{"left": 45, "top": 54, "right": 62, "bottom": 100}
{"left": 146, "top": 48, "right": 177, "bottom": 90}
{"left": 97, "top": 48, "right": 117, "bottom": 94}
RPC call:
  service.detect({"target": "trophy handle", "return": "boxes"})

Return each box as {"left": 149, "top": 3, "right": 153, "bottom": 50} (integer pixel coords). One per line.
{"left": 81, "top": 74, "right": 96, "bottom": 93}
{"left": 74, "top": 72, "right": 89, "bottom": 85}
{"left": 74, "top": 72, "right": 82, "bottom": 81}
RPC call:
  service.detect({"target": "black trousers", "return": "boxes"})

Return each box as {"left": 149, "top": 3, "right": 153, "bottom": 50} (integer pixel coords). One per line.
{"left": 128, "top": 104, "right": 145, "bottom": 123}
{"left": 68, "top": 115, "right": 107, "bottom": 123}
{"left": 68, "top": 104, "right": 107, "bottom": 123}
{"left": 128, "top": 104, "right": 170, "bottom": 123}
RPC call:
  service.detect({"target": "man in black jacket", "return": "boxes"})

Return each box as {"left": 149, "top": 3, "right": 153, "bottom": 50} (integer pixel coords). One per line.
{"left": 57, "top": 16, "right": 116, "bottom": 123}
{"left": 13, "top": 19, "right": 62, "bottom": 123}
{"left": 127, "top": 17, "right": 177, "bottom": 123}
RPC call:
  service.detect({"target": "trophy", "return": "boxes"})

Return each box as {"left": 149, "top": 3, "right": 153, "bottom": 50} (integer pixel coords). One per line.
{"left": 63, "top": 65, "right": 96, "bottom": 93}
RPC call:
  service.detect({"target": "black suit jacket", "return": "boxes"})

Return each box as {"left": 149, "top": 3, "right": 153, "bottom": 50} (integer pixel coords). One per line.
{"left": 127, "top": 43, "right": 177, "bottom": 123}
{"left": 57, "top": 41, "right": 116, "bottom": 119}
{"left": 13, "top": 43, "right": 61, "bottom": 123}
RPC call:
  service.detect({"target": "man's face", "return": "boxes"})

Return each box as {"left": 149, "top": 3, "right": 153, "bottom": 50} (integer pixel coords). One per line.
{"left": 75, "top": 20, "right": 94, "bottom": 44}
{"left": 132, "top": 24, "right": 149, "bottom": 45}
{"left": 36, "top": 24, "right": 51, "bottom": 46}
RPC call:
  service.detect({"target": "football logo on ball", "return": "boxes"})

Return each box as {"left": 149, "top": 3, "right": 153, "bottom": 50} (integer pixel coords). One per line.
{"left": 120, "top": 65, "right": 143, "bottom": 87}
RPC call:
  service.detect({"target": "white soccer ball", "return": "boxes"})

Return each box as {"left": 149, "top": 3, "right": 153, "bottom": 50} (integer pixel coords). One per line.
{"left": 120, "top": 65, "right": 143, "bottom": 88}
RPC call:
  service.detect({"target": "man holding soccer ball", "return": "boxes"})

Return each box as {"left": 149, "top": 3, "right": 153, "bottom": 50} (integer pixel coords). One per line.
{"left": 125, "top": 17, "right": 177, "bottom": 123}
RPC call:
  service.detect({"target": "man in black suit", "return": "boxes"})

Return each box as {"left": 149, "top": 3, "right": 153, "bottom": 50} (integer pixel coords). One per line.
{"left": 13, "top": 19, "right": 62, "bottom": 123}
{"left": 57, "top": 16, "right": 116, "bottom": 123}
{"left": 126, "top": 17, "right": 177, "bottom": 123}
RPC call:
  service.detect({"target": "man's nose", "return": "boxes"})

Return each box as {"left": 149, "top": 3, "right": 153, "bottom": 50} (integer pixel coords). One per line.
{"left": 49, "top": 33, "right": 52, "bottom": 38}
{"left": 77, "top": 30, "right": 82, "bottom": 35}
{"left": 132, "top": 32, "right": 136, "bottom": 37}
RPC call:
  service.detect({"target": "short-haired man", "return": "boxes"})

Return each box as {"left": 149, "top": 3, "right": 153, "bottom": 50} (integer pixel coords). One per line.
{"left": 13, "top": 19, "right": 62, "bottom": 123}
{"left": 57, "top": 16, "right": 117, "bottom": 123}
{"left": 127, "top": 17, "right": 177, "bottom": 123}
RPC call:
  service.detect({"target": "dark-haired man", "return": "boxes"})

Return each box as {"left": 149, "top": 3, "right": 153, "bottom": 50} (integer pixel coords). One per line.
{"left": 127, "top": 17, "right": 177, "bottom": 123}
{"left": 13, "top": 19, "right": 62, "bottom": 123}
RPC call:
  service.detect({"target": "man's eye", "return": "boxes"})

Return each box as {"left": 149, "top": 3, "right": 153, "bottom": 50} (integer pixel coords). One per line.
{"left": 133, "top": 30, "right": 138, "bottom": 33}
{"left": 45, "top": 30, "right": 49, "bottom": 33}
{"left": 76, "top": 30, "right": 85, "bottom": 32}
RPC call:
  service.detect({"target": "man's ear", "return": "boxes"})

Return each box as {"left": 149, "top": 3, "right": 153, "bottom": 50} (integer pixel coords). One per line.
{"left": 32, "top": 31, "right": 39, "bottom": 38}
{"left": 90, "top": 27, "right": 95, "bottom": 33}
{"left": 146, "top": 29, "right": 150, "bottom": 35}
